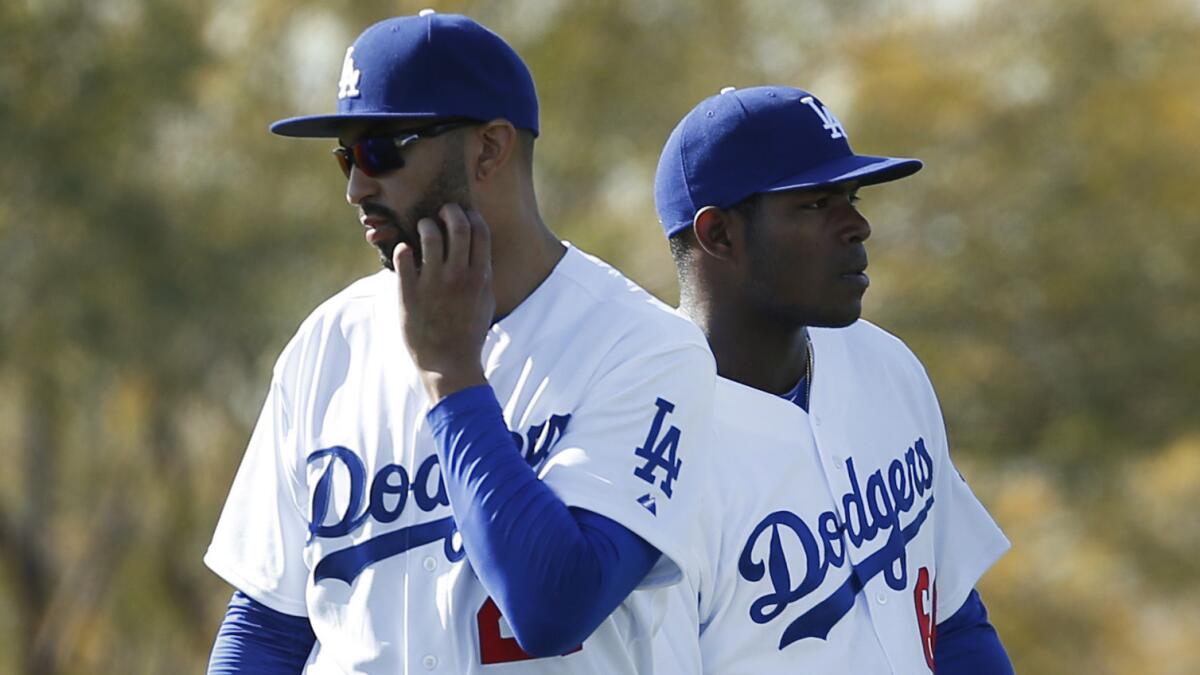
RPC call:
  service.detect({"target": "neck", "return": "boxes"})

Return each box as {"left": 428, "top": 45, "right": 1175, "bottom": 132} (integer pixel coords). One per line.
{"left": 681, "top": 293, "right": 809, "bottom": 395}
{"left": 487, "top": 196, "right": 565, "bottom": 320}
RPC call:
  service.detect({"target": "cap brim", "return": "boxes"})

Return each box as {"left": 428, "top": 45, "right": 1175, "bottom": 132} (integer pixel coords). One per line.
{"left": 269, "top": 112, "right": 443, "bottom": 138}
{"left": 762, "top": 154, "right": 923, "bottom": 194}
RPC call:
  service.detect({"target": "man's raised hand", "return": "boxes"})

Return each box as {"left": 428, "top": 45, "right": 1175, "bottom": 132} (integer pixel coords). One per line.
{"left": 394, "top": 203, "right": 495, "bottom": 402}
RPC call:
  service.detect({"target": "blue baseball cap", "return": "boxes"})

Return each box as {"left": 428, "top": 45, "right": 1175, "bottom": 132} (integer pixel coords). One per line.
{"left": 655, "top": 85, "right": 922, "bottom": 238}
{"left": 270, "top": 11, "right": 538, "bottom": 138}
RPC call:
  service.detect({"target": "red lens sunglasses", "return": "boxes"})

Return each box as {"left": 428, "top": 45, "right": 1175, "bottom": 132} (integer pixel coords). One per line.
{"left": 333, "top": 120, "right": 478, "bottom": 178}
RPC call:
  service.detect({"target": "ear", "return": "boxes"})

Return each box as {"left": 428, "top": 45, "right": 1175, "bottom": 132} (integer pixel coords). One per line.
{"left": 471, "top": 120, "right": 518, "bottom": 182}
{"left": 692, "top": 206, "right": 739, "bottom": 262}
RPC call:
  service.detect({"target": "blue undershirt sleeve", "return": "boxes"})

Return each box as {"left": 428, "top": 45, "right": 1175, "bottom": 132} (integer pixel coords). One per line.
{"left": 207, "top": 590, "right": 315, "bottom": 675}
{"left": 935, "top": 589, "right": 1014, "bottom": 675}
{"left": 427, "top": 385, "right": 662, "bottom": 658}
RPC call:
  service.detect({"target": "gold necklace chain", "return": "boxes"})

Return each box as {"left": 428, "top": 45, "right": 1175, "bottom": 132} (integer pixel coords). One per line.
{"left": 804, "top": 327, "right": 814, "bottom": 406}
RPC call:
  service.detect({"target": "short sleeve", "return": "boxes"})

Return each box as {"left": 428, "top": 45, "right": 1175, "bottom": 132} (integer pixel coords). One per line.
{"left": 921, "top": 376, "right": 1011, "bottom": 618}
{"left": 538, "top": 341, "right": 716, "bottom": 590}
{"left": 204, "top": 377, "right": 312, "bottom": 616}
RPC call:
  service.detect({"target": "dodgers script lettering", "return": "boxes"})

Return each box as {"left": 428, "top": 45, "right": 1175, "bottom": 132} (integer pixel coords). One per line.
{"left": 308, "top": 413, "right": 571, "bottom": 584}
{"left": 739, "top": 437, "right": 936, "bottom": 647}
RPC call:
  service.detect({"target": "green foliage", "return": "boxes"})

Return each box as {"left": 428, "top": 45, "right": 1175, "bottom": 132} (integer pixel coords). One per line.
{"left": 1, "top": 0, "right": 1197, "bottom": 672}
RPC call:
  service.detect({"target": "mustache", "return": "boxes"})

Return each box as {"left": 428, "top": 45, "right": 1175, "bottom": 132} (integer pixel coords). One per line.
{"left": 360, "top": 201, "right": 399, "bottom": 226}
{"left": 360, "top": 201, "right": 417, "bottom": 246}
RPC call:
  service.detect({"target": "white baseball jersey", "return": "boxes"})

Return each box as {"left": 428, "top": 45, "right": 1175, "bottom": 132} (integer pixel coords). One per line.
{"left": 205, "top": 244, "right": 717, "bottom": 674}
{"left": 655, "top": 320, "right": 1009, "bottom": 675}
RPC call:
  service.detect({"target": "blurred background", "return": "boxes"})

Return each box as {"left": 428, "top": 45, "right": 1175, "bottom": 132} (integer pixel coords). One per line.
{"left": 2, "top": 0, "right": 1197, "bottom": 672}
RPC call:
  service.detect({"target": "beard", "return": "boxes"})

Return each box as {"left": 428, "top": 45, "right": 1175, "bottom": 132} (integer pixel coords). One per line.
{"left": 367, "top": 141, "right": 474, "bottom": 271}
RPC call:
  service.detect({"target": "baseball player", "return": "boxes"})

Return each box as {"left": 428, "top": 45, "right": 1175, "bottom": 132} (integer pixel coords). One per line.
{"left": 204, "top": 12, "right": 715, "bottom": 674}
{"left": 650, "top": 86, "right": 1014, "bottom": 673}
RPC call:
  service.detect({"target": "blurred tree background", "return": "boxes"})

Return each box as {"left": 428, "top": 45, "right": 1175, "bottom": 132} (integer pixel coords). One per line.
{"left": 1, "top": 0, "right": 1197, "bottom": 672}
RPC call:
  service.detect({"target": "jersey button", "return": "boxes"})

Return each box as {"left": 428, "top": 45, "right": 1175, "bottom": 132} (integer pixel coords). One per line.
{"left": 423, "top": 556, "right": 437, "bottom": 572}
{"left": 876, "top": 592, "right": 888, "bottom": 605}
{"left": 422, "top": 654, "right": 438, "bottom": 669}
{"left": 812, "top": 414, "right": 822, "bottom": 426}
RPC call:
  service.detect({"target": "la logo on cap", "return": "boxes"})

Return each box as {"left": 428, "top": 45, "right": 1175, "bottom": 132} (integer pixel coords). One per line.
{"left": 338, "top": 47, "right": 361, "bottom": 99}
{"left": 801, "top": 96, "right": 846, "bottom": 140}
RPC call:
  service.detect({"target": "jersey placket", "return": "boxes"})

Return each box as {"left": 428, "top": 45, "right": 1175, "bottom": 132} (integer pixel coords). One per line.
{"left": 805, "top": 383, "right": 901, "bottom": 671}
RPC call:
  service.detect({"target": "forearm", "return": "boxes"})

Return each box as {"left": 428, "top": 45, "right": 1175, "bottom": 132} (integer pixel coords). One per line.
{"left": 207, "top": 591, "right": 315, "bottom": 675}
{"left": 428, "top": 385, "right": 660, "bottom": 656}
{"left": 934, "top": 589, "right": 1014, "bottom": 675}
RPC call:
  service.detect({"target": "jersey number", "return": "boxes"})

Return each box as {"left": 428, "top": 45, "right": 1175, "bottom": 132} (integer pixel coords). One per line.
{"left": 477, "top": 597, "right": 582, "bottom": 665}
{"left": 913, "top": 566, "right": 937, "bottom": 672}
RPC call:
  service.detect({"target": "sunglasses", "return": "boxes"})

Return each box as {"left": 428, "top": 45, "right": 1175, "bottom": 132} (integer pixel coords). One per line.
{"left": 333, "top": 120, "right": 479, "bottom": 178}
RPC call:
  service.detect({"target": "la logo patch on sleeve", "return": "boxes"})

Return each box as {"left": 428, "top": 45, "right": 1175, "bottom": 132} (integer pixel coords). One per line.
{"left": 633, "top": 397, "right": 683, "bottom": 515}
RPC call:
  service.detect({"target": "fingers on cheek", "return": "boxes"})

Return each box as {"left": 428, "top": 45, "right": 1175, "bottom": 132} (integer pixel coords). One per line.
{"left": 466, "top": 210, "right": 488, "bottom": 234}
{"left": 447, "top": 217, "right": 470, "bottom": 244}
{"left": 417, "top": 219, "right": 444, "bottom": 265}
{"left": 396, "top": 243, "right": 422, "bottom": 277}
{"left": 417, "top": 219, "right": 439, "bottom": 242}
{"left": 439, "top": 203, "right": 466, "bottom": 224}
